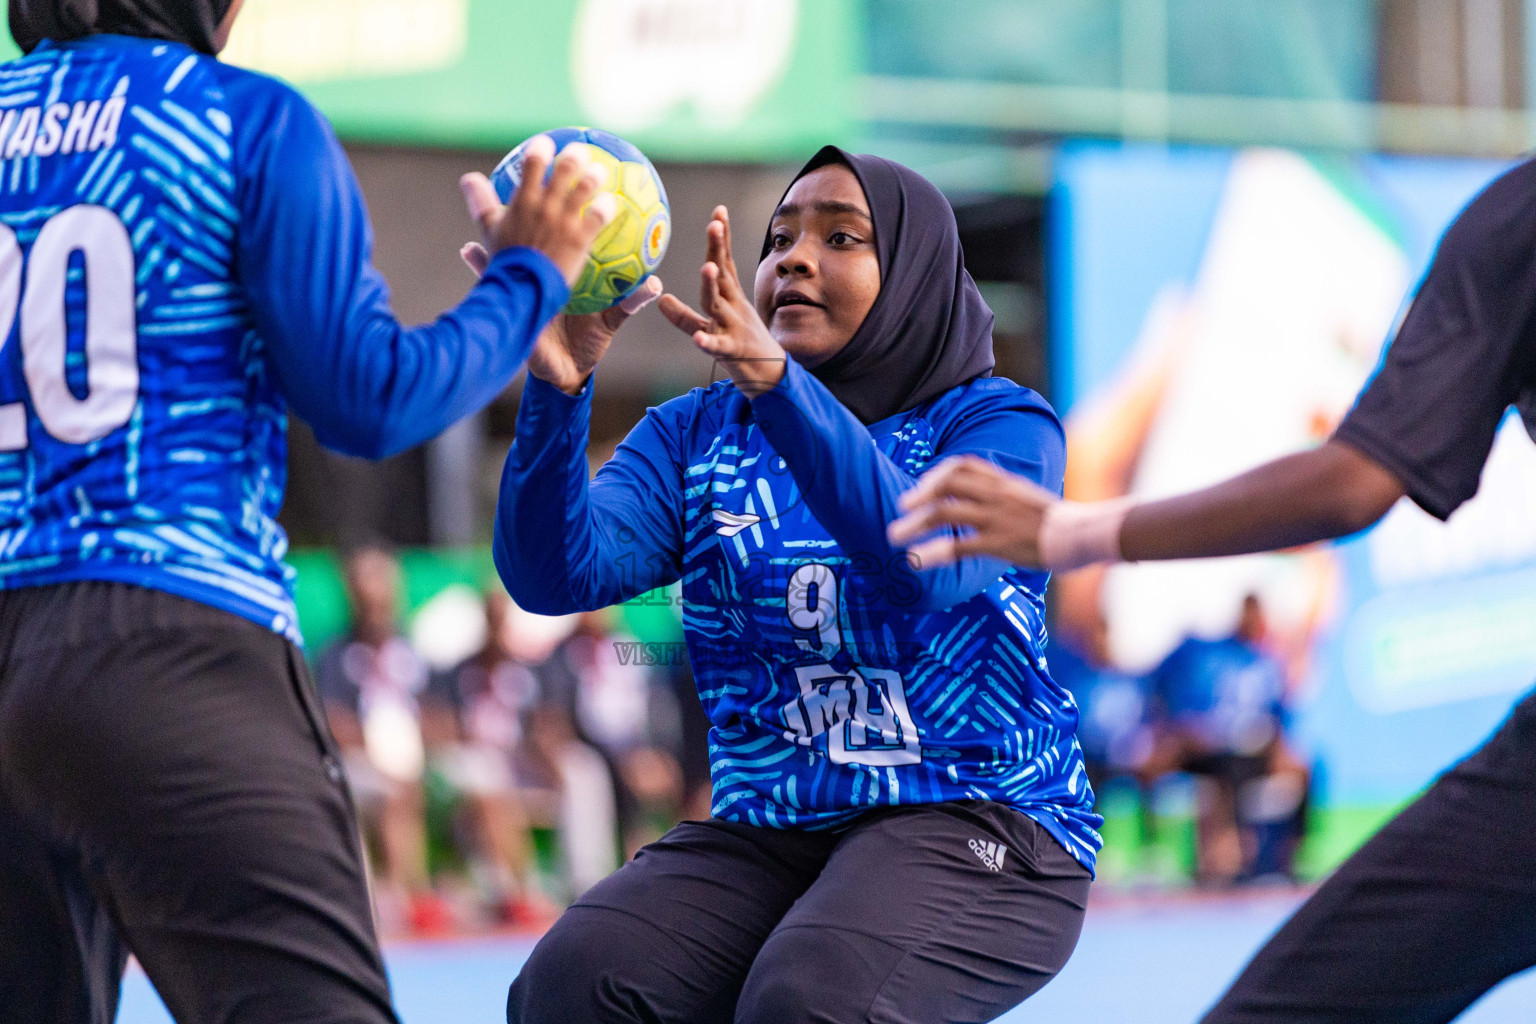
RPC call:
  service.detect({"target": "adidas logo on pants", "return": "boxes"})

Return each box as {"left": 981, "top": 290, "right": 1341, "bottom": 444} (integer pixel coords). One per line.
{"left": 969, "top": 838, "right": 1008, "bottom": 871}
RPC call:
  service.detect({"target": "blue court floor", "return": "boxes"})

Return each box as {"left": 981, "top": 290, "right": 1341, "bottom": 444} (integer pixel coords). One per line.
{"left": 120, "top": 890, "right": 1536, "bottom": 1023}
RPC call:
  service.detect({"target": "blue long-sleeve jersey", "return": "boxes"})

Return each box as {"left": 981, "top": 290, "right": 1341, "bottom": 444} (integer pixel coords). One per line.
{"left": 0, "top": 36, "right": 567, "bottom": 640}
{"left": 495, "top": 358, "right": 1103, "bottom": 872}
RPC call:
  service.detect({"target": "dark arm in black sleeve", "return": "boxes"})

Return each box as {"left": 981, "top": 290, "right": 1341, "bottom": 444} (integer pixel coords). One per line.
{"left": 1334, "top": 157, "right": 1536, "bottom": 520}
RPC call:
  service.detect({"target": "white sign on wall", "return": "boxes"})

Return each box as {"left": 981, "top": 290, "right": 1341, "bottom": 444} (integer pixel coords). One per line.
{"left": 572, "top": 0, "right": 799, "bottom": 131}
{"left": 224, "top": 0, "right": 470, "bottom": 84}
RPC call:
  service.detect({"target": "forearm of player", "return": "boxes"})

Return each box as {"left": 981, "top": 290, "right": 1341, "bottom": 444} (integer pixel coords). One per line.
{"left": 496, "top": 376, "right": 682, "bottom": 613}
{"left": 494, "top": 376, "right": 606, "bottom": 615}
{"left": 326, "top": 248, "right": 567, "bottom": 459}
{"left": 754, "top": 359, "right": 1010, "bottom": 611}
{"left": 1118, "top": 440, "right": 1405, "bottom": 562}
{"left": 236, "top": 92, "right": 573, "bottom": 460}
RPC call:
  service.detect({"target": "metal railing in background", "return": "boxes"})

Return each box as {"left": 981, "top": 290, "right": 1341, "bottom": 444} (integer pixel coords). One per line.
{"left": 864, "top": 77, "right": 1536, "bottom": 164}
{"left": 861, "top": 0, "right": 1536, "bottom": 194}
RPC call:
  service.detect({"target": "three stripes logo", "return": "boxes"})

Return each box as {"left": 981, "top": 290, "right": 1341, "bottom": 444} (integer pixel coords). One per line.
{"left": 968, "top": 838, "right": 1007, "bottom": 872}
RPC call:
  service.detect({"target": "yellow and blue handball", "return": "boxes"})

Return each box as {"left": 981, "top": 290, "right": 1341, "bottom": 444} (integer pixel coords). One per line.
{"left": 492, "top": 127, "right": 671, "bottom": 315}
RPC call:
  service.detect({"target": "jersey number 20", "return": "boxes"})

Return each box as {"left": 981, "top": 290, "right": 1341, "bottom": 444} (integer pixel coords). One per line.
{"left": 0, "top": 205, "right": 138, "bottom": 450}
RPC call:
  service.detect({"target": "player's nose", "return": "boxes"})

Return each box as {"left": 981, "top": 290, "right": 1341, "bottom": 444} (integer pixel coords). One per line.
{"left": 775, "top": 245, "right": 816, "bottom": 277}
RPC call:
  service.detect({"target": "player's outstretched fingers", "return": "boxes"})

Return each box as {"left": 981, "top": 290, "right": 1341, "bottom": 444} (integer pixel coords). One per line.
{"left": 581, "top": 192, "right": 619, "bottom": 238}
{"left": 460, "top": 173, "right": 502, "bottom": 236}
{"left": 704, "top": 218, "right": 733, "bottom": 289}
{"left": 618, "top": 276, "right": 664, "bottom": 315}
{"left": 713, "top": 206, "right": 741, "bottom": 281}
{"left": 700, "top": 263, "right": 736, "bottom": 327}
{"left": 705, "top": 212, "right": 725, "bottom": 257}
{"left": 891, "top": 457, "right": 1010, "bottom": 546}
{"left": 887, "top": 496, "right": 987, "bottom": 546}
{"left": 698, "top": 256, "right": 720, "bottom": 319}
{"left": 460, "top": 242, "right": 491, "bottom": 277}
{"left": 545, "top": 143, "right": 591, "bottom": 208}
{"left": 887, "top": 502, "right": 936, "bottom": 545}
{"left": 564, "top": 161, "right": 609, "bottom": 220}
{"left": 692, "top": 330, "right": 732, "bottom": 357}
{"left": 707, "top": 216, "right": 745, "bottom": 302}
{"left": 901, "top": 456, "right": 977, "bottom": 512}
{"left": 658, "top": 293, "right": 710, "bottom": 335}
{"left": 511, "top": 135, "right": 554, "bottom": 213}
{"left": 598, "top": 277, "right": 664, "bottom": 332}
{"left": 905, "top": 532, "right": 982, "bottom": 571}
{"left": 712, "top": 243, "right": 746, "bottom": 305}
{"left": 901, "top": 455, "right": 1007, "bottom": 511}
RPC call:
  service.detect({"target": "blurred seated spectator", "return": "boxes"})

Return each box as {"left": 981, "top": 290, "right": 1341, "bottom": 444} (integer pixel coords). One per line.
{"left": 1048, "top": 612, "right": 1154, "bottom": 842}
{"left": 543, "top": 608, "right": 687, "bottom": 857}
{"left": 520, "top": 701, "right": 622, "bottom": 899}
{"left": 428, "top": 586, "right": 620, "bottom": 902}
{"left": 1145, "top": 594, "right": 1310, "bottom": 886}
{"left": 316, "top": 546, "right": 453, "bottom": 935}
{"left": 421, "top": 586, "right": 555, "bottom": 927}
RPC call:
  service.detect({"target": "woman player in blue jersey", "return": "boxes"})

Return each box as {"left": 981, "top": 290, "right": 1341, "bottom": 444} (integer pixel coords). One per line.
{"left": 487, "top": 147, "right": 1099, "bottom": 1024}
{"left": 0, "top": 2, "right": 628, "bottom": 1023}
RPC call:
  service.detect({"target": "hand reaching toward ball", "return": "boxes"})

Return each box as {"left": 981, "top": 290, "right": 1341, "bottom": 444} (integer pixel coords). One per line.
{"left": 658, "top": 206, "right": 787, "bottom": 398}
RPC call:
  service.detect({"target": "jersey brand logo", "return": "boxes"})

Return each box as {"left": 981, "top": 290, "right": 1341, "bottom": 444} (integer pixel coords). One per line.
{"left": 712, "top": 508, "right": 761, "bottom": 537}
{"left": 969, "top": 838, "right": 1007, "bottom": 872}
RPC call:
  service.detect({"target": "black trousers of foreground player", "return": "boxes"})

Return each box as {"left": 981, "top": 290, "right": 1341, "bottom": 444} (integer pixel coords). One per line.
{"left": 507, "top": 801, "right": 1090, "bottom": 1024}
{"left": 1201, "top": 685, "right": 1536, "bottom": 1024}
{"left": 0, "top": 583, "right": 397, "bottom": 1024}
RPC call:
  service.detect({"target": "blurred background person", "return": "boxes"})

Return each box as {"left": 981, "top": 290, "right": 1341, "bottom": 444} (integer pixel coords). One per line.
{"left": 1119, "top": 595, "right": 1307, "bottom": 885}
{"left": 422, "top": 586, "right": 554, "bottom": 927}
{"left": 317, "top": 546, "right": 451, "bottom": 936}
{"left": 428, "top": 585, "right": 625, "bottom": 901}
{"left": 542, "top": 608, "right": 686, "bottom": 856}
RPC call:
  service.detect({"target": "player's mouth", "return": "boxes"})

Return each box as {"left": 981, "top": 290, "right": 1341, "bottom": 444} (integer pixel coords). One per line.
{"left": 770, "top": 289, "right": 826, "bottom": 320}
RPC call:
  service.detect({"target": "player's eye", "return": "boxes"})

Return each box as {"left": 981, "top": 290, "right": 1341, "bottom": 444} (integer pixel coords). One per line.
{"left": 828, "top": 230, "right": 858, "bottom": 246}
{"left": 771, "top": 231, "right": 792, "bottom": 250}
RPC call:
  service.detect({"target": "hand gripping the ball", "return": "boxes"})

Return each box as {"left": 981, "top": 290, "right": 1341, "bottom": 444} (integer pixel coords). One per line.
{"left": 460, "top": 237, "right": 663, "bottom": 397}
{"left": 459, "top": 134, "right": 619, "bottom": 287}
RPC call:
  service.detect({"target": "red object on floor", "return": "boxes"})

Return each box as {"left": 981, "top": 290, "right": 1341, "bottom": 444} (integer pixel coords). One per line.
{"left": 499, "top": 894, "right": 561, "bottom": 932}
{"left": 408, "top": 893, "right": 457, "bottom": 937}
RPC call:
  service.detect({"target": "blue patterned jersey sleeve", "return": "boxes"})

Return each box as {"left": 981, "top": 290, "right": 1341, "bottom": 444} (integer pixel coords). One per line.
{"left": 493, "top": 374, "right": 686, "bottom": 614}
{"left": 223, "top": 71, "right": 569, "bottom": 459}
{"left": 750, "top": 357, "right": 1065, "bottom": 613}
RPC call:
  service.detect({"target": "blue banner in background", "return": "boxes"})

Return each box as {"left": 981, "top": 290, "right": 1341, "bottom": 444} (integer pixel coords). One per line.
{"left": 1051, "top": 142, "right": 1534, "bottom": 805}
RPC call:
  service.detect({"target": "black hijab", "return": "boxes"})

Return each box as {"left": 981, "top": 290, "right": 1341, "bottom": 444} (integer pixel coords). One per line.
{"left": 10, "top": 0, "right": 234, "bottom": 55}
{"left": 762, "top": 145, "right": 995, "bottom": 425}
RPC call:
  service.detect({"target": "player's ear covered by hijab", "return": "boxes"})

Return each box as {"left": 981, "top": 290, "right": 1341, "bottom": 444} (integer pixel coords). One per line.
{"left": 10, "top": 0, "right": 235, "bottom": 56}
{"left": 762, "top": 145, "right": 996, "bottom": 425}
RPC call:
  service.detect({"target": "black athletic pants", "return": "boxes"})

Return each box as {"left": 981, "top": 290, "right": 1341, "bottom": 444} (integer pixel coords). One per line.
{"left": 507, "top": 800, "right": 1091, "bottom": 1024}
{"left": 0, "top": 582, "right": 397, "bottom": 1024}
{"left": 1203, "top": 685, "right": 1536, "bottom": 1023}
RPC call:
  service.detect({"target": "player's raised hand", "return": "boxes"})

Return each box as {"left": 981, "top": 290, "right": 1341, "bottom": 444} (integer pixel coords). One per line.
{"left": 658, "top": 206, "right": 786, "bottom": 397}
{"left": 529, "top": 278, "right": 663, "bottom": 395}
{"left": 459, "top": 135, "right": 618, "bottom": 287}
{"left": 460, "top": 242, "right": 662, "bottom": 396}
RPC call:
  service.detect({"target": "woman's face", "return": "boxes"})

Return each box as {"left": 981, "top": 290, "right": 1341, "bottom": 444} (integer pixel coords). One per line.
{"left": 754, "top": 164, "right": 881, "bottom": 368}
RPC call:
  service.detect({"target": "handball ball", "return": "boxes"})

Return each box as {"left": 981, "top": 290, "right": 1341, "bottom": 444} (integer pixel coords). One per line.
{"left": 492, "top": 127, "right": 671, "bottom": 315}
